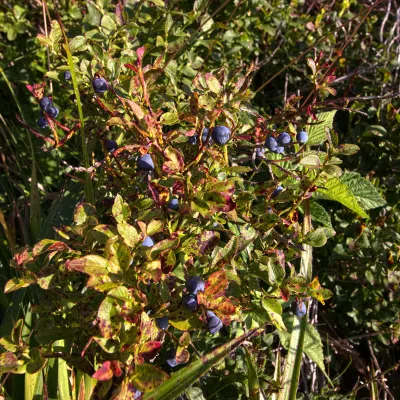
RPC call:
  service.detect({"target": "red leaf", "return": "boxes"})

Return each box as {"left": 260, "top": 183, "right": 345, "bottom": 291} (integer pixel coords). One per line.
{"left": 124, "top": 63, "right": 138, "bottom": 73}
{"left": 138, "top": 341, "right": 162, "bottom": 362}
{"left": 92, "top": 361, "right": 113, "bottom": 381}
{"left": 111, "top": 360, "right": 123, "bottom": 377}
{"left": 280, "top": 286, "right": 290, "bottom": 301}
{"left": 136, "top": 46, "right": 145, "bottom": 60}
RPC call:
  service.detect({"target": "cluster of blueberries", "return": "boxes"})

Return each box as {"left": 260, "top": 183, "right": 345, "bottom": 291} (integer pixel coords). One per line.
{"left": 264, "top": 129, "right": 308, "bottom": 154}
{"left": 189, "top": 126, "right": 231, "bottom": 146}
{"left": 36, "top": 97, "right": 60, "bottom": 129}
{"left": 155, "top": 276, "right": 223, "bottom": 368}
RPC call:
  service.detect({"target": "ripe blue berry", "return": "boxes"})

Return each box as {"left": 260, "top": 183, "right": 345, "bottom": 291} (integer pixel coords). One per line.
{"left": 206, "top": 311, "right": 223, "bottom": 334}
{"left": 37, "top": 117, "right": 48, "bottom": 129}
{"left": 92, "top": 77, "right": 108, "bottom": 94}
{"left": 186, "top": 276, "right": 205, "bottom": 294}
{"left": 39, "top": 97, "right": 52, "bottom": 111}
{"left": 142, "top": 236, "right": 155, "bottom": 247}
{"left": 278, "top": 132, "right": 291, "bottom": 145}
{"left": 47, "top": 106, "right": 59, "bottom": 118}
{"left": 105, "top": 139, "right": 118, "bottom": 152}
{"left": 275, "top": 146, "right": 284, "bottom": 154}
{"left": 168, "top": 198, "right": 179, "bottom": 211}
{"left": 156, "top": 316, "right": 169, "bottom": 330}
{"left": 201, "top": 128, "right": 211, "bottom": 144}
{"left": 137, "top": 154, "right": 154, "bottom": 171}
{"left": 188, "top": 135, "right": 198, "bottom": 145}
{"left": 293, "top": 301, "right": 307, "bottom": 317}
{"left": 182, "top": 293, "right": 198, "bottom": 311}
{"left": 272, "top": 185, "right": 283, "bottom": 198}
{"left": 256, "top": 147, "right": 265, "bottom": 158}
{"left": 265, "top": 136, "right": 278, "bottom": 152}
{"left": 64, "top": 70, "right": 71, "bottom": 81}
{"left": 166, "top": 348, "right": 178, "bottom": 368}
{"left": 212, "top": 125, "right": 231, "bottom": 145}
{"left": 133, "top": 388, "right": 141, "bottom": 399}
{"left": 296, "top": 130, "right": 308, "bottom": 144}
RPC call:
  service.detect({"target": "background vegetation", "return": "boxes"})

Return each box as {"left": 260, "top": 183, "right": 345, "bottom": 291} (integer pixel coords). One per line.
{"left": 0, "top": 0, "right": 399, "bottom": 399}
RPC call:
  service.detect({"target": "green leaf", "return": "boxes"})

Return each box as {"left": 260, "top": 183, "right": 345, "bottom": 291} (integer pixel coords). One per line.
{"left": 112, "top": 194, "right": 131, "bottom": 223}
{"left": 317, "top": 177, "right": 368, "bottom": 218}
{"left": 340, "top": 172, "right": 386, "bottom": 210}
{"left": 307, "top": 111, "right": 336, "bottom": 146}
{"left": 69, "top": 35, "right": 87, "bottom": 53}
{"left": 205, "top": 72, "right": 222, "bottom": 94}
{"left": 143, "top": 328, "right": 261, "bottom": 400}
{"left": 26, "top": 348, "right": 47, "bottom": 374}
{"left": 244, "top": 347, "right": 260, "bottom": 400}
{"left": 261, "top": 298, "right": 286, "bottom": 331}
{"left": 132, "top": 364, "right": 169, "bottom": 392}
{"left": 335, "top": 144, "right": 360, "bottom": 155}
{"left": 299, "top": 155, "right": 321, "bottom": 168}
{"left": 160, "top": 112, "right": 179, "bottom": 125}
{"left": 194, "top": 0, "right": 208, "bottom": 12}
{"left": 67, "top": 255, "right": 110, "bottom": 275}
{"left": 0, "top": 352, "right": 20, "bottom": 373}
{"left": 117, "top": 222, "right": 141, "bottom": 247}
{"left": 304, "top": 227, "right": 335, "bottom": 247}
{"left": 309, "top": 202, "right": 332, "bottom": 228}
{"left": 4, "top": 271, "right": 37, "bottom": 293}
{"left": 101, "top": 14, "right": 116, "bottom": 31}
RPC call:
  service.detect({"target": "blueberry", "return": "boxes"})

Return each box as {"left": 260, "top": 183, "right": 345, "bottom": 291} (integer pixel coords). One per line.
{"left": 142, "top": 236, "right": 155, "bottom": 247}
{"left": 206, "top": 311, "right": 223, "bottom": 334}
{"left": 275, "top": 146, "right": 284, "bottom": 154}
{"left": 92, "top": 77, "right": 108, "bottom": 94}
{"left": 166, "top": 348, "right": 178, "bottom": 368}
{"left": 133, "top": 388, "right": 141, "bottom": 399}
{"left": 188, "top": 135, "right": 198, "bottom": 145}
{"left": 37, "top": 117, "right": 48, "bottom": 129}
{"left": 137, "top": 154, "right": 154, "bottom": 171}
{"left": 296, "top": 130, "right": 308, "bottom": 144}
{"left": 182, "top": 293, "right": 198, "bottom": 311}
{"left": 105, "top": 139, "right": 118, "bottom": 152}
{"left": 156, "top": 316, "right": 169, "bottom": 330}
{"left": 47, "top": 106, "right": 59, "bottom": 118}
{"left": 201, "top": 128, "right": 211, "bottom": 144}
{"left": 64, "top": 70, "right": 72, "bottom": 81}
{"left": 212, "top": 125, "right": 231, "bottom": 145}
{"left": 265, "top": 136, "right": 278, "bottom": 152}
{"left": 272, "top": 185, "right": 283, "bottom": 198}
{"left": 39, "top": 97, "right": 52, "bottom": 111}
{"left": 186, "top": 276, "right": 205, "bottom": 294}
{"left": 168, "top": 198, "right": 179, "bottom": 211}
{"left": 292, "top": 300, "right": 307, "bottom": 318}
{"left": 278, "top": 132, "right": 291, "bottom": 145}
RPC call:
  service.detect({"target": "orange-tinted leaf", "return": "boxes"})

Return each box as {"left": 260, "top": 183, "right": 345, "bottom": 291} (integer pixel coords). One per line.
{"left": 138, "top": 341, "right": 162, "bottom": 362}
{"left": 205, "top": 270, "right": 229, "bottom": 297}
{"left": 176, "top": 347, "right": 190, "bottom": 364}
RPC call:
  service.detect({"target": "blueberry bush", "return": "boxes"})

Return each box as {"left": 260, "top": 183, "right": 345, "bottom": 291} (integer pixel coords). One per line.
{"left": 0, "top": 1, "right": 398, "bottom": 399}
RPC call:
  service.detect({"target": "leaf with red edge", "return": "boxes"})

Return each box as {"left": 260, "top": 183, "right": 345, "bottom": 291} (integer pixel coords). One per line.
{"left": 138, "top": 341, "right": 162, "bottom": 363}
{"left": 92, "top": 361, "right": 113, "bottom": 381}
{"left": 5, "top": 271, "right": 38, "bottom": 293}
{"left": 140, "top": 312, "right": 159, "bottom": 343}
{"left": 132, "top": 364, "right": 169, "bottom": 392}
{"left": 197, "top": 231, "right": 220, "bottom": 255}
{"left": 66, "top": 255, "right": 110, "bottom": 276}
{"left": 205, "top": 270, "right": 229, "bottom": 297}
{"left": 280, "top": 286, "right": 290, "bottom": 301}
{"left": 124, "top": 63, "right": 138, "bottom": 73}
{"left": 176, "top": 347, "right": 190, "bottom": 364}
{"left": 14, "top": 247, "right": 32, "bottom": 266}
{"left": 162, "top": 146, "right": 184, "bottom": 174}
{"left": 33, "top": 239, "right": 69, "bottom": 256}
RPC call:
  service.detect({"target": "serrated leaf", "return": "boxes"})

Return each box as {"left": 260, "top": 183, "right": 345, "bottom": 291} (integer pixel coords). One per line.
{"left": 307, "top": 111, "right": 336, "bottom": 145}
{"left": 299, "top": 155, "right": 321, "bottom": 167}
{"left": 317, "top": 177, "right": 368, "bottom": 218}
{"left": 309, "top": 202, "right": 332, "bottom": 228}
{"left": 323, "top": 164, "right": 342, "bottom": 177}
{"left": 340, "top": 172, "right": 386, "bottom": 210}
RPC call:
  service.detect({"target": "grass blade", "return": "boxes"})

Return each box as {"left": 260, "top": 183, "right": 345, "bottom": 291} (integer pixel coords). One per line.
{"left": 55, "top": 340, "right": 71, "bottom": 400}
{"left": 55, "top": 13, "right": 94, "bottom": 204}
{"left": 143, "top": 328, "right": 262, "bottom": 400}
{"left": 244, "top": 347, "right": 260, "bottom": 400}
